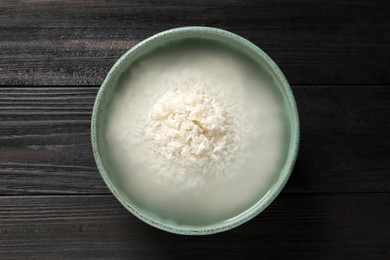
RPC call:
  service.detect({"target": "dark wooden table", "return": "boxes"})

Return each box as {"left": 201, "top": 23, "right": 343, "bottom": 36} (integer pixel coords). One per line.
{"left": 1, "top": 1, "right": 389, "bottom": 259}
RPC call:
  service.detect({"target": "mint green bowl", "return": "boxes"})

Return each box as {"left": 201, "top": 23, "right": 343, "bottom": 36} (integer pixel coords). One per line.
{"left": 91, "top": 27, "right": 299, "bottom": 235}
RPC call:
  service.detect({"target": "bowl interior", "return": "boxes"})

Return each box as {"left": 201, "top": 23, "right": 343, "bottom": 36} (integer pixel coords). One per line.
{"left": 91, "top": 27, "right": 299, "bottom": 235}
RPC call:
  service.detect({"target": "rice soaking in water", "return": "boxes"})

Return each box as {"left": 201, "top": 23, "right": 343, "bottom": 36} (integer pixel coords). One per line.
{"left": 105, "top": 40, "right": 290, "bottom": 226}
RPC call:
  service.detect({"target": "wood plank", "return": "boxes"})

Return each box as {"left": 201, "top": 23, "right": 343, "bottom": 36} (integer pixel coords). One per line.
{"left": 0, "top": 194, "right": 388, "bottom": 259}
{"left": 1, "top": 0, "right": 389, "bottom": 85}
{"left": 0, "top": 87, "right": 108, "bottom": 194}
{"left": 0, "top": 86, "right": 389, "bottom": 194}
{"left": 289, "top": 85, "right": 390, "bottom": 193}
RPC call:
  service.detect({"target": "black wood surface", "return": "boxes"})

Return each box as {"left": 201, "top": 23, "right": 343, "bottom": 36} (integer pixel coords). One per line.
{"left": 1, "top": 0, "right": 389, "bottom": 86}
{"left": 0, "top": 0, "right": 389, "bottom": 259}
{"left": 0, "top": 194, "right": 388, "bottom": 259}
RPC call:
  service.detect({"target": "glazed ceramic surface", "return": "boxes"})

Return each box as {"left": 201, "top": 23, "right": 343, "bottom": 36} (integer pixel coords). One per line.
{"left": 91, "top": 27, "right": 299, "bottom": 235}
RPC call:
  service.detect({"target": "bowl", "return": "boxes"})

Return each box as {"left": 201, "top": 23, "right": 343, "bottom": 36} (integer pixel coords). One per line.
{"left": 91, "top": 26, "right": 299, "bottom": 235}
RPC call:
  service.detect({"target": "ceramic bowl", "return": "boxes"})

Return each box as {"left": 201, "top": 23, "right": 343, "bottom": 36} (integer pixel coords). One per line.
{"left": 91, "top": 27, "right": 299, "bottom": 235}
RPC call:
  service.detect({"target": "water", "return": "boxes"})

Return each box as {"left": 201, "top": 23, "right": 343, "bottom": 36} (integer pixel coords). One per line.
{"left": 104, "top": 39, "right": 291, "bottom": 226}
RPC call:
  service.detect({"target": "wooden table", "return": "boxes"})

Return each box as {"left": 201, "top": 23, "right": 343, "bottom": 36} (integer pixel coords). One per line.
{"left": 1, "top": 1, "right": 389, "bottom": 259}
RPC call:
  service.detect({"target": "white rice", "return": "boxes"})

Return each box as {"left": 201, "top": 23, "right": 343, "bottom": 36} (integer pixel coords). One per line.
{"left": 144, "top": 81, "right": 246, "bottom": 183}
{"left": 105, "top": 45, "right": 286, "bottom": 224}
{"left": 106, "top": 47, "right": 258, "bottom": 188}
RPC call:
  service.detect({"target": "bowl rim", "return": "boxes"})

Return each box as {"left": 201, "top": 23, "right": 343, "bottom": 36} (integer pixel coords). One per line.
{"left": 91, "top": 26, "right": 300, "bottom": 235}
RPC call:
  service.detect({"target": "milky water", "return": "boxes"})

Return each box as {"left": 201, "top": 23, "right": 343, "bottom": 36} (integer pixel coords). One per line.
{"left": 104, "top": 40, "right": 291, "bottom": 226}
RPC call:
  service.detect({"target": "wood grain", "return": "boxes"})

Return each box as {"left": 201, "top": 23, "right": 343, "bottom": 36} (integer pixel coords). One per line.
{"left": 1, "top": 0, "right": 389, "bottom": 86}
{"left": 0, "top": 194, "right": 388, "bottom": 259}
{"left": 0, "top": 86, "right": 389, "bottom": 194}
{"left": 1, "top": 1, "right": 389, "bottom": 258}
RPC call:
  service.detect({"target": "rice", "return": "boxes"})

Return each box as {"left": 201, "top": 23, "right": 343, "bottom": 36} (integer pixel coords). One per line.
{"left": 106, "top": 46, "right": 258, "bottom": 188}
{"left": 105, "top": 43, "right": 287, "bottom": 224}
{"left": 145, "top": 84, "right": 243, "bottom": 176}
